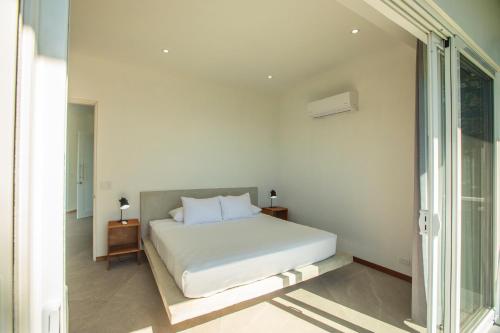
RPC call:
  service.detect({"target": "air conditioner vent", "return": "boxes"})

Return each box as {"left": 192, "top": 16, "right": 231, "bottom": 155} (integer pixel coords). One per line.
{"left": 307, "top": 91, "right": 358, "bottom": 118}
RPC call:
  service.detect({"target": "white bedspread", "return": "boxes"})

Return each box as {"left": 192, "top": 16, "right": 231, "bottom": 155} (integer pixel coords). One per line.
{"left": 149, "top": 214, "right": 337, "bottom": 298}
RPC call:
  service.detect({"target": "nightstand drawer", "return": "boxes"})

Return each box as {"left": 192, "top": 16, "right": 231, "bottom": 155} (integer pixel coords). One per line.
{"left": 261, "top": 207, "right": 288, "bottom": 221}
{"left": 108, "top": 227, "right": 138, "bottom": 246}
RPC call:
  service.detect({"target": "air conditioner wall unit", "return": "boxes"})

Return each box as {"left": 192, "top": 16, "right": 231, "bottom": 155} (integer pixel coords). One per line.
{"left": 307, "top": 91, "right": 358, "bottom": 118}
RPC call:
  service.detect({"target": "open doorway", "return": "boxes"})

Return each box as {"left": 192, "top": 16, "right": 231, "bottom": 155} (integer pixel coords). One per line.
{"left": 65, "top": 102, "right": 95, "bottom": 259}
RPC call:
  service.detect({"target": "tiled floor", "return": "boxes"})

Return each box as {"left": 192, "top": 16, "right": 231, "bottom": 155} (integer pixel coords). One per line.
{"left": 66, "top": 212, "right": 424, "bottom": 333}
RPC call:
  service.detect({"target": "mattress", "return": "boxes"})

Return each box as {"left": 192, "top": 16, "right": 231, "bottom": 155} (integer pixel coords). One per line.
{"left": 149, "top": 213, "right": 337, "bottom": 298}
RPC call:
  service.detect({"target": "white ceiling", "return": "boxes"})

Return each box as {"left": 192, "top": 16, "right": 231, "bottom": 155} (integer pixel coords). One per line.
{"left": 70, "top": 0, "right": 412, "bottom": 93}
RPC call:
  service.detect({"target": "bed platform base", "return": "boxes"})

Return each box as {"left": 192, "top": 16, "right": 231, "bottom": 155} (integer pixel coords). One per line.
{"left": 143, "top": 238, "right": 353, "bottom": 325}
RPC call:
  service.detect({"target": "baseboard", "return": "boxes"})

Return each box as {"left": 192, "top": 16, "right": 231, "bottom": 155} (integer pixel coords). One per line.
{"left": 353, "top": 256, "right": 412, "bottom": 283}
{"left": 66, "top": 209, "right": 76, "bottom": 214}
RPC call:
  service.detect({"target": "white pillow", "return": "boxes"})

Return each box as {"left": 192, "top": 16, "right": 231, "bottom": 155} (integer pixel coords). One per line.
{"left": 251, "top": 205, "right": 261, "bottom": 215}
{"left": 220, "top": 193, "right": 254, "bottom": 220}
{"left": 168, "top": 207, "right": 184, "bottom": 222}
{"left": 181, "top": 196, "right": 222, "bottom": 225}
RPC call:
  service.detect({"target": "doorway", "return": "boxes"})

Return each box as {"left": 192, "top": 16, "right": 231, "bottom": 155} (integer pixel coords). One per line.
{"left": 66, "top": 102, "right": 95, "bottom": 257}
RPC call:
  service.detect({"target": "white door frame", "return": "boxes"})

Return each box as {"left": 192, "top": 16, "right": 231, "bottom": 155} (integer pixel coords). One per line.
{"left": 0, "top": 0, "right": 19, "bottom": 331}
{"left": 496, "top": 71, "right": 500, "bottom": 324}
{"left": 14, "top": 0, "right": 70, "bottom": 331}
{"left": 426, "top": 31, "right": 447, "bottom": 333}
{"left": 69, "top": 98, "right": 99, "bottom": 261}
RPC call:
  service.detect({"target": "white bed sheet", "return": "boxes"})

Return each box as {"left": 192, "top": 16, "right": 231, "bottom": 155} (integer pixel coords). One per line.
{"left": 149, "top": 213, "right": 337, "bottom": 298}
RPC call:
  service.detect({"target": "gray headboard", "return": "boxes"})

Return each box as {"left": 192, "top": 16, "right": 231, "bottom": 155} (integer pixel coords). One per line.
{"left": 140, "top": 187, "right": 258, "bottom": 238}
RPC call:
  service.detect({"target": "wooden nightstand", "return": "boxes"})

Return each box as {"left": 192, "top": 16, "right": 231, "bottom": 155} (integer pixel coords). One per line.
{"left": 107, "top": 218, "right": 141, "bottom": 269}
{"left": 261, "top": 207, "right": 288, "bottom": 221}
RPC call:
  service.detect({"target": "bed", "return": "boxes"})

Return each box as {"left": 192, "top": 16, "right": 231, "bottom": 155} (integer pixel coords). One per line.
{"left": 141, "top": 187, "right": 352, "bottom": 324}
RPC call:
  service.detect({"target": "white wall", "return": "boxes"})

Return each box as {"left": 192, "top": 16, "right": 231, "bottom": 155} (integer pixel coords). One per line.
{"left": 276, "top": 43, "right": 416, "bottom": 275}
{"left": 68, "top": 53, "right": 279, "bottom": 258}
{"left": 433, "top": 0, "right": 500, "bottom": 66}
{"left": 66, "top": 103, "right": 94, "bottom": 212}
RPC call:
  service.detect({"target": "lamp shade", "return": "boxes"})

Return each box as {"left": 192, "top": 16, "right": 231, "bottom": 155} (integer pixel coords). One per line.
{"left": 270, "top": 190, "right": 277, "bottom": 199}
{"left": 119, "top": 197, "right": 130, "bottom": 210}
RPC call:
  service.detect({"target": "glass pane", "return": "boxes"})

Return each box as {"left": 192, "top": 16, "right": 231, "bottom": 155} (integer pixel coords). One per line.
{"left": 459, "top": 55, "right": 494, "bottom": 328}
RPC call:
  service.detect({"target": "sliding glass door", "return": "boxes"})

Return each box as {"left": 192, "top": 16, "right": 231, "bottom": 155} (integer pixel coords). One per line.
{"left": 458, "top": 53, "right": 495, "bottom": 331}
{"left": 425, "top": 35, "right": 496, "bottom": 333}
{"left": 443, "top": 37, "right": 496, "bottom": 333}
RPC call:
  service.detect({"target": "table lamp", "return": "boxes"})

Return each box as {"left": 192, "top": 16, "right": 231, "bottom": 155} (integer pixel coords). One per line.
{"left": 119, "top": 197, "right": 130, "bottom": 224}
{"left": 270, "top": 190, "right": 277, "bottom": 208}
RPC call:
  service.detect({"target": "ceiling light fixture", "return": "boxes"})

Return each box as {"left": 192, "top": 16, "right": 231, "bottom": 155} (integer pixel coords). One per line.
{"left": 162, "top": 49, "right": 169, "bottom": 53}
{"left": 351, "top": 29, "right": 359, "bottom": 34}
{"left": 267, "top": 75, "right": 273, "bottom": 79}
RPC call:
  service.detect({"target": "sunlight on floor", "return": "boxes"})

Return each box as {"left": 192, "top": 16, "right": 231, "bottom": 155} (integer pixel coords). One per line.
{"left": 272, "top": 288, "right": 425, "bottom": 333}
{"left": 175, "top": 287, "right": 426, "bottom": 333}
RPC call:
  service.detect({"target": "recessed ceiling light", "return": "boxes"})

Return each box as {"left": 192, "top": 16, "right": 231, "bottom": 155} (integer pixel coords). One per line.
{"left": 267, "top": 75, "right": 273, "bottom": 79}
{"left": 162, "top": 49, "right": 169, "bottom": 53}
{"left": 351, "top": 29, "right": 360, "bottom": 34}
